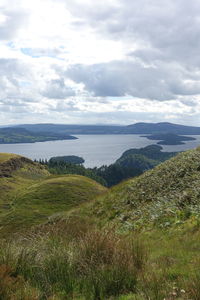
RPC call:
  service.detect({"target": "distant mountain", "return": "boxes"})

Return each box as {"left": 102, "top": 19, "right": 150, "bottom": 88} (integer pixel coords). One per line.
{"left": 124, "top": 122, "right": 200, "bottom": 134}
{"left": 14, "top": 123, "right": 123, "bottom": 134}
{"left": 13, "top": 122, "right": 200, "bottom": 135}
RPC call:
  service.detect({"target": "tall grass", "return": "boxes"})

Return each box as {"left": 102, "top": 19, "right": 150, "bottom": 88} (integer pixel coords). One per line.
{"left": 0, "top": 218, "right": 147, "bottom": 299}
{"left": 2, "top": 218, "right": 200, "bottom": 300}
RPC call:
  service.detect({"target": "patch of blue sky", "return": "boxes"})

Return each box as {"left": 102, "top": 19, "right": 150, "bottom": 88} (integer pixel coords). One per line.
{"left": 20, "top": 47, "right": 63, "bottom": 59}
{"left": 6, "top": 42, "right": 15, "bottom": 48}
{"left": 21, "top": 48, "right": 41, "bottom": 58}
{"left": 19, "top": 81, "right": 31, "bottom": 87}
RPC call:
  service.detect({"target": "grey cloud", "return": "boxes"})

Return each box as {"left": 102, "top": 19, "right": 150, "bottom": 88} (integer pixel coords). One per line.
{"left": 63, "top": 0, "right": 200, "bottom": 68}
{"left": 51, "top": 100, "right": 81, "bottom": 112}
{"left": 56, "top": 0, "right": 200, "bottom": 102}
{"left": 0, "top": 58, "right": 40, "bottom": 116}
{"left": 0, "top": 58, "right": 28, "bottom": 78}
{"left": 62, "top": 60, "right": 200, "bottom": 101}
{"left": 178, "top": 98, "right": 199, "bottom": 107}
{"left": 42, "top": 78, "right": 76, "bottom": 99}
{"left": 1, "top": 0, "right": 200, "bottom": 125}
{"left": 0, "top": 58, "right": 32, "bottom": 98}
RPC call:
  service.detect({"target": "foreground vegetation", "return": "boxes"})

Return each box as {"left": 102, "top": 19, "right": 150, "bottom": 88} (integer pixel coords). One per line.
{"left": 1, "top": 218, "right": 200, "bottom": 299}
{"left": 1, "top": 147, "right": 200, "bottom": 299}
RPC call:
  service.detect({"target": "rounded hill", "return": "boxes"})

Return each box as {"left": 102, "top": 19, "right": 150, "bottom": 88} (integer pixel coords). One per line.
{"left": 0, "top": 153, "right": 107, "bottom": 235}
{"left": 18, "top": 174, "right": 107, "bottom": 210}
{"left": 0, "top": 173, "right": 107, "bottom": 235}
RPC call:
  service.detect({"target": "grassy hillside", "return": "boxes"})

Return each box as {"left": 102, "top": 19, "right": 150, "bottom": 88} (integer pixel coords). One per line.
{"left": 2, "top": 149, "right": 200, "bottom": 299}
{"left": 82, "top": 146, "right": 200, "bottom": 230}
{"left": 0, "top": 153, "right": 106, "bottom": 236}
{"left": 0, "top": 153, "right": 20, "bottom": 163}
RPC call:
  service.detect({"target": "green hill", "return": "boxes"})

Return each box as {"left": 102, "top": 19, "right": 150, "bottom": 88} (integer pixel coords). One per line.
{"left": 0, "top": 153, "right": 106, "bottom": 235}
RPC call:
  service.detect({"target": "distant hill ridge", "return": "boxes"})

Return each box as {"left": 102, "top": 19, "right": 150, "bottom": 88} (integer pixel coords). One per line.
{"left": 11, "top": 121, "right": 200, "bottom": 135}
{"left": 125, "top": 122, "right": 200, "bottom": 134}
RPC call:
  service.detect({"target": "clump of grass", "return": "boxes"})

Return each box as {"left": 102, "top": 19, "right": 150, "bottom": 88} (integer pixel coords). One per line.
{"left": 0, "top": 263, "right": 41, "bottom": 300}
{"left": 0, "top": 264, "right": 21, "bottom": 299}
{"left": 71, "top": 230, "right": 145, "bottom": 299}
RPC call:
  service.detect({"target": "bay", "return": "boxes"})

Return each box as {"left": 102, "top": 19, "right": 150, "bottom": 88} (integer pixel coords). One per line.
{"left": 0, "top": 134, "right": 200, "bottom": 168}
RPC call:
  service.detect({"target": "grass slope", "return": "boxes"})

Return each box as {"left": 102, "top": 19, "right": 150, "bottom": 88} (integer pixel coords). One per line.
{"left": 83, "top": 147, "right": 200, "bottom": 230}
{"left": 0, "top": 153, "right": 107, "bottom": 236}
{"left": 0, "top": 153, "right": 20, "bottom": 163}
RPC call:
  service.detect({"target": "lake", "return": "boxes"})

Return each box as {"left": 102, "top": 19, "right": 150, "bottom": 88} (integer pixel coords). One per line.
{"left": 0, "top": 134, "right": 200, "bottom": 167}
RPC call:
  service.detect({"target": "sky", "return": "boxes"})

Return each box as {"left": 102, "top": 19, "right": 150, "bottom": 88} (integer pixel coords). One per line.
{"left": 0, "top": 0, "right": 200, "bottom": 125}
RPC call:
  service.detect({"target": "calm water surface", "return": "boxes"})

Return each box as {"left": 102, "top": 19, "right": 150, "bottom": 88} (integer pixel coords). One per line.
{"left": 0, "top": 134, "right": 200, "bottom": 167}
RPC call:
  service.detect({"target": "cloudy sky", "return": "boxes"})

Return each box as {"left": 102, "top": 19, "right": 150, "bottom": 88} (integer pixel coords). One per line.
{"left": 0, "top": 0, "right": 200, "bottom": 125}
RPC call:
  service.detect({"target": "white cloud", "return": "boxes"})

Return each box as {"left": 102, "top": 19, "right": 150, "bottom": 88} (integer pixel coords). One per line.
{"left": 0, "top": 0, "right": 200, "bottom": 125}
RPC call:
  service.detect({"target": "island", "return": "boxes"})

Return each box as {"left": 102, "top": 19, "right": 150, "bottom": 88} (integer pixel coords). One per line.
{"left": 141, "top": 133, "right": 196, "bottom": 145}
{"left": 49, "top": 155, "right": 85, "bottom": 165}
{"left": 0, "top": 127, "right": 77, "bottom": 144}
